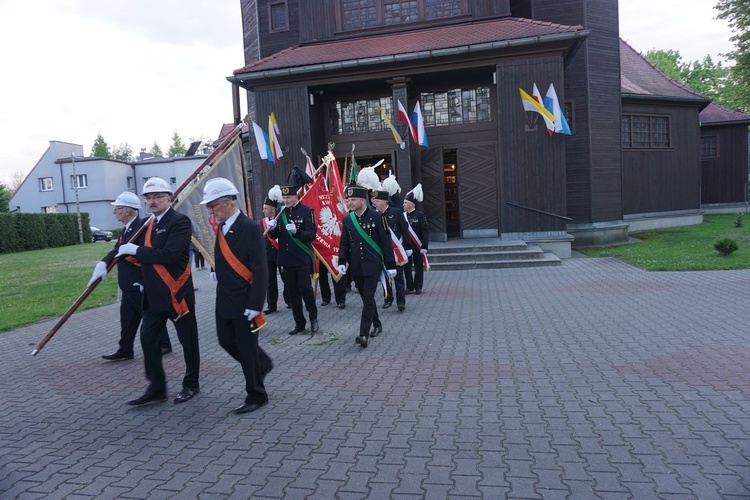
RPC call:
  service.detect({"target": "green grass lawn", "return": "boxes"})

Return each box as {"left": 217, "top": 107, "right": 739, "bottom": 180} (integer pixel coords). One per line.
{"left": 0, "top": 243, "right": 119, "bottom": 332}
{"left": 578, "top": 214, "right": 750, "bottom": 271}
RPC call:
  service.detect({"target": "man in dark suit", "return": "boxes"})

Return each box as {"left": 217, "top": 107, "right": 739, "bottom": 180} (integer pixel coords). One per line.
{"left": 116, "top": 177, "right": 200, "bottom": 406}
{"left": 338, "top": 186, "right": 396, "bottom": 348}
{"left": 266, "top": 184, "right": 319, "bottom": 335}
{"left": 402, "top": 184, "right": 429, "bottom": 294}
{"left": 261, "top": 196, "right": 287, "bottom": 314}
{"left": 371, "top": 189, "right": 412, "bottom": 312}
{"left": 202, "top": 178, "right": 272, "bottom": 415}
{"left": 87, "top": 191, "right": 172, "bottom": 361}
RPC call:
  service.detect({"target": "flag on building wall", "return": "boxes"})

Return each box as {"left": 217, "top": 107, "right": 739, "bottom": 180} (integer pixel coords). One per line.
{"left": 252, "top": 121, "right": 274, "bottom": 162}
{"left": 173, "top": 137, "right": 248, "bottom": 269}
{"left": 398, "top": 99, "right": 418, "bottom": 143}
{"left": 378, "top": 104, "right": 403, "bottom": 146}
{"left": 533, "top": 83, "right": 555, "bottom": 134}
{"left": 519, "top": 88, "right": 555, "bottom": 124}
{"left": 411, "top": 102, "right": 429, "bottom": 148}
{"left": 544, "top": 83, "right": 572, "bottom": 135}
{"left": 268, "top": 113, "right": 284, "bottom": 162}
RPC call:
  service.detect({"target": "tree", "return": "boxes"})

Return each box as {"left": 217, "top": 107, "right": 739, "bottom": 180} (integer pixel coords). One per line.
{"left": 167, "top": 130, "right": 187, "bottom": 157}
{"left": 91, "top": 133, "right": 112, "bottom": 158}
{"left": 189, "top": 136, "right": 215, "bottom": 155}
{"left": 9, "top": 169, "right": 25, "bottom": 192}
{"left": 645, "top": 49, "right": 737, "bottom": 111}
{"left": 0, "top": 181, "right": 11, "bottom": 212}
{"left": 112, "top": 143, "right": 133, "bottom": 161}
{"left": 715, "top": 0, "right": 750, "bottom": 111}
{"left": 149, "top": 141, "right": 163, "bottom": 158}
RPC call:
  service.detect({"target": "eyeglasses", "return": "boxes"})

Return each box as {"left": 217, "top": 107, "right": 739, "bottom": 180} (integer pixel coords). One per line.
{"left": 142, "top": 194, "right": 169, "bottom": 201}
{"left": 113, "top": 207, "right": 126, "bottom": 211}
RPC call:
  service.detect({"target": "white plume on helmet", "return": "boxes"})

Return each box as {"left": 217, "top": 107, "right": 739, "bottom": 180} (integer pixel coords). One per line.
{"left": 111, "top": 191, "right": 141, "bottom": 209}
{"left": 200, "top": 177, "right": 239, "bottom": 205}
{"left": 268, "top": 185, "right": 283, "bottom": 204}
{"left": 357, "top": 166, "right": 380, "bottom": 191}
{"left": 382, "top": 173, "right": 401, "bottom": 196}
{"left": 406, "top": 183, "right": 424, "bottom": 203}
{"left": 142, "top": 177, "right": 173, "bottom": 195}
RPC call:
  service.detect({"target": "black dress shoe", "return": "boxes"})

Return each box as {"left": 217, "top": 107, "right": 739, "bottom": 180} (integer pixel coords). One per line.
{"left": 337, "top": 302, "right": 346, "bottom": 309}
{"left": 288, "top": 326, "right": 305, "bottom": 335}
{"left": 405, "top": 289, "right": 413, "bottom": 295}
{"left": 398, "top": 304, "right": 405, "bottom": 312}
{"left": 161, "top": 347, "right": 172, "bottom": 356}
{"left": 263, "top": 307, "right": 277, "bottom": 314}
{"left": 355, "top": 336, "right": 368, "bottom": 347}
{"left": 370, "top": 326, "right": 382, "bottom": 337}
{"left": 233, "top": 401, "right": 267, "bottom": 414}
{"left": 102, "top": 351, "right": 134, "bottom": 361}
{"left": 414, "top": 289, "right": 422, "bottom": 295}
{"left": 321, "top": 300, "right": 330, "bottom": 306}
{"left": 310, "top": 320, "right": 319, "bottom": 333}
{"left": 286, "top": 303, "right": 292, "bottom": 309}
{"left": 382, "top": 301, "right": 393, "bottom": 309}
{"left": 174, "top": 387, "right": 199, "bottom": 403}
{"left": 127, "top": 392, "right": 167, "bottom": 406}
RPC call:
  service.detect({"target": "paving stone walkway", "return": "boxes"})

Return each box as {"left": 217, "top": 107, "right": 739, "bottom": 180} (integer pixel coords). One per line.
{"left": 1, "top": 257, "right": 750, "bottom": 499}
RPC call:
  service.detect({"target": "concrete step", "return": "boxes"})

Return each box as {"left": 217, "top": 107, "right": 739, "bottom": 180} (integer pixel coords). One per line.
{"left": 428, "top": 240, "right": 529, "bottom": 254}
{"left": 430, "top": 246, "right": 548, "bottom": 263}
{"left": 429, "top": 251, "right": 561, "bottom": 270}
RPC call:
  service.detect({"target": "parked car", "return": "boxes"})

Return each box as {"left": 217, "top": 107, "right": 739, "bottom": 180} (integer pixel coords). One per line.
{"left": 90, "top": 226, "right": 113, "bottom": 242}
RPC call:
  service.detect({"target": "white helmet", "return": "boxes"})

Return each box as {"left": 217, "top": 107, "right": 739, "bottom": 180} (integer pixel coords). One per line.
{"left": 111, "top": 191, "right": 141, "bottom": 209}
{"left": 200, "top": 177, "right": 240, "bottom": 205}
{"left": 142, "top": 177, "right": 173, "bottom": 195}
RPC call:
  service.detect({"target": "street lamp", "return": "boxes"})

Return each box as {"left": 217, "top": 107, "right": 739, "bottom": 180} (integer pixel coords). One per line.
{"left": 72, "top": 153, "right": 83, "bottom": 244}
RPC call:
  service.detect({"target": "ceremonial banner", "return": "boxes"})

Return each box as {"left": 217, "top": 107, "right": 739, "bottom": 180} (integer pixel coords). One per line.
{"left": 174, "top": 137, "right": 248, "bottom": 269}
{"left": 301, "top": 165, "right": 345, "bottom": 281}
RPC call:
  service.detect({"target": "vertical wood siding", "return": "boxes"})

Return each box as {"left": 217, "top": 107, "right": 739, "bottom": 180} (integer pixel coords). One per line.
{"left": 701, "top": 125, "right": 749, "bottom": 204}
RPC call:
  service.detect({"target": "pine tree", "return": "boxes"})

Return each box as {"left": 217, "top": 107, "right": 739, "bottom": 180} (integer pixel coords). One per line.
{"left": 91, "top": 133, "right": 112, "bottom": 158}
{"left": 167, "top": 130, "right": 187, "bottom": 157}
{"left": 149, "top": 141, "right": 163, "bottom": 158}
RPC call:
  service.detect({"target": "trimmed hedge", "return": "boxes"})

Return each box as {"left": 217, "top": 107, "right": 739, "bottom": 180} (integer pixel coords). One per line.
{"left": 0, "top": 212, "right": 92, "bottom": 254}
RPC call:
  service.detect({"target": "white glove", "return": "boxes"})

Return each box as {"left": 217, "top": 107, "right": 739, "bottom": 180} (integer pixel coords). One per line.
{"left": 337, "top": 264, "right": 347, "bottom": 275}
{"left": 116, "top": 242, "right": 138, "bottom": 257}
{"left": 406, "top": 249, "right": 413, "bottom": 257}
{"left": 210, "top": 272, "right": 217, "bottom": 282}
{"left": 87, "top": 261, "right": 108, "bottom": 287}
{"left": 244, "top": 309, "right": 260, "bottom": 321}
{"left": 285, "top": 222, "right": 297, "bottom": 234}
{"left": 420, "top": 249, "right": 427, "bottom": 255}
{"left": 133, "top": 282, "right": 144, "bottom": 293}
{"left": 387, "top": 269, "right": 397, "bottom": 278}
{"left": 266, "top": 218, "right": 277, "bottom": 229}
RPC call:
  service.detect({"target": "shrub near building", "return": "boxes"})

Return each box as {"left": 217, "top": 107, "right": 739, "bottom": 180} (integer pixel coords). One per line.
{"left": 0, "top": 213, "right": 91, "bottom": 254}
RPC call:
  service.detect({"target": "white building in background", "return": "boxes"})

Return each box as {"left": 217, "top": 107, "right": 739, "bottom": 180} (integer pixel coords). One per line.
{"left": 10, "top": 140, "right": 208, "bottom": 230}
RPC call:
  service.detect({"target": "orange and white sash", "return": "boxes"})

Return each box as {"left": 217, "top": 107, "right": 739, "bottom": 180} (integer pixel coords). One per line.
{"left": 144, "top": 218, "right": 191, "bottom": 319}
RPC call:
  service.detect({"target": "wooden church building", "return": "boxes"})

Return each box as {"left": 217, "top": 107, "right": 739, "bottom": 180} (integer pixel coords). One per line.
{"left": 228, "top": 0, "right": 722, "bottom": 253}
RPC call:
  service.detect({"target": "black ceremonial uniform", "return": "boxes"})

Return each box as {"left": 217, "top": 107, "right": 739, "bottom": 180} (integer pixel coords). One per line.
{"left": 382, "top": 205, "right": 412, "bottom": 309}
{"left": 261, "top": 216, "right": 287, "bottom": 312}
{"left": 404, "top": 208, "right": 428, "bottom": 293}
{"left": 214, "top": 212, "right": 272, "bottom": 406}
{"left": 135, "top": 208, "right": 200, "bottom": 397}
{"left": 339, "top": 208, "right": 396, "bottom": 339}
{"left": 268, "top": 201, "right": 318, "bottom": 331}
{"left": 101, "top": 216, "right": 170, "bottom": 357}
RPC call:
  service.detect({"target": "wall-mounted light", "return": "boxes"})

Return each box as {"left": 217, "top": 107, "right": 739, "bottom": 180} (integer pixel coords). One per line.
{"left": 492, "top": 72, "right": 496, "bottom": 85}
{"left": 309, "top": 93, "right": 315, "bottom": 106}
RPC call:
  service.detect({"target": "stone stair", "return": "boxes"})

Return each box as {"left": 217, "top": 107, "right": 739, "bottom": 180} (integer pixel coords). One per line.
{"left": 426, "top": 239, "right": 561, "bottom": 270}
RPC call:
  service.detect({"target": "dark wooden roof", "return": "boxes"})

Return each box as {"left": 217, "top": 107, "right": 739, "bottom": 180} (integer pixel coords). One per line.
{"left": 620, "top": 39, "right": 710, "bottom": 105}
{"left": 700, "top": 101, "right": 750, "bottom": 126}
{"left": 233, "top": 17, "right": 586, "bottom": 77}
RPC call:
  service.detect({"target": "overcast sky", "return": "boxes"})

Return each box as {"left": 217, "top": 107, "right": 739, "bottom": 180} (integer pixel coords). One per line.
{"left": 0, "top": 0, "right": 737, "bottom": 185}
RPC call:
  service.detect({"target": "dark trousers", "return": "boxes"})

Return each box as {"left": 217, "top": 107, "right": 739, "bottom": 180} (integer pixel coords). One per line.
{"left": 217, "top": 315, "right": 272, "bottom": 405}
{"left": 140, "top": 308, "right": 200, "bottom": 395}
{"left": 353, "top": 274, "right": 381, "bottom": 338}
{"left": 404, "top": 253, "right": 424, "bottom": 291}
{"left": 194, "top": 250, "right": 205, "bottom": 269}
{"left": 118, "top": 289, "right": 170, "bottom": 356}
{"left": 318, "top": 266, "right": 346, "bottom": 305}
{"left": 266, "top": 260, "right": 287, "bottom": 309}
{"left": 383, "top": 265, "right": 406, "bottom": 306}
{"left": 284, "top": 266, "right": 317, "bottom": 328}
